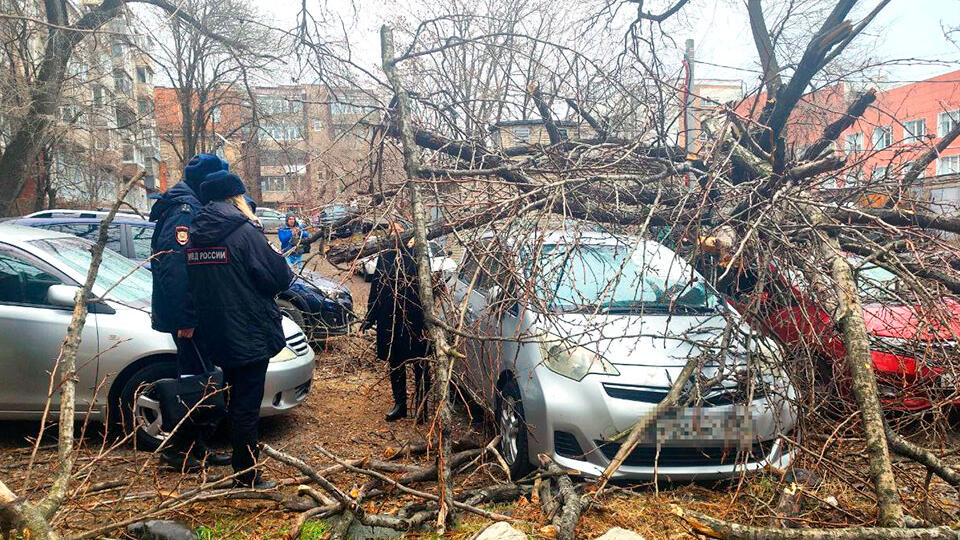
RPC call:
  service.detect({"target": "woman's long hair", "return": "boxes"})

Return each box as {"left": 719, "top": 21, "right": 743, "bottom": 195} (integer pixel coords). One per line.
{"left": 227, "top": 194, "right": 258, "bottom": 222}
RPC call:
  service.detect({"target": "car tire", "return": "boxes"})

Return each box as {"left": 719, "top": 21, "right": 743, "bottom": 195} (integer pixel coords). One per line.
{"left": 495, "top": 378, "right": 532, "bottom": 479}
{"left": 117, "top": 360, "right": 177, "bottom": 452}
{"left": 277, "top": 298, "right": 307, "bottom": 330}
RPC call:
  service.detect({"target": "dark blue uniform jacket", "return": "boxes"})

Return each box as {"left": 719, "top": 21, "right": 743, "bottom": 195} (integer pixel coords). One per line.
{"left": 149, "top": 182, "right": 201, "bottom": 333}
{"left": 186, "top": 201, "right": 294, "bottom": 366}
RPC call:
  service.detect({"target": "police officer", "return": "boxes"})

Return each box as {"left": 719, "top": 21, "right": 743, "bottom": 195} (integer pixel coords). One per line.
{"left": 187, "top": 170, "right": 293, "bottom": 489}
{"left": 362, "top": 222, "right": 431, "bottom": 423}
{"left": 148, "top": 153, "right": 231, "bottom": 471}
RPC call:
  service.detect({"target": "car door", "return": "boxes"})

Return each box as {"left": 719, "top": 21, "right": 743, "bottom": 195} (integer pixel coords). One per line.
{"left": 0, "top": 245, "right": 101, "bottom": 415}
{"left": 450, "top": 249, "right": 491, "bottom": 395}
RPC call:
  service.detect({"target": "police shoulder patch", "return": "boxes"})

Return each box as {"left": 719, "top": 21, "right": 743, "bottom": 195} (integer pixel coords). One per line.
{"left": 186, "top": 246, "right": 230, "bottom": 265}
{"left": 175, "top": 226, "right": 189, "bottom": 246}
{"left": 180, "top": 203, "right": 192, "bottom": 213}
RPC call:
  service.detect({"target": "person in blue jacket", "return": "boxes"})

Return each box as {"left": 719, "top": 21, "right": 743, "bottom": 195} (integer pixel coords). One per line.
{"left": 187, "top": 170, "right": 294, "bottom": 489}
{"left": 277, "top": 213, "right": 309, "bottom": 268}
{"left": 148, "top": 153, "right": 231, "bottom": 471}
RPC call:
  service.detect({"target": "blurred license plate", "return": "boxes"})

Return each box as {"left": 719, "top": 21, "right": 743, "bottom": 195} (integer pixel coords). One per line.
{"left": 647, "top": 407, "right": 754, "bottom": 447}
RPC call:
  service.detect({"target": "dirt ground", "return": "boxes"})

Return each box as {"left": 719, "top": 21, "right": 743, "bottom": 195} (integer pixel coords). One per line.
{"left": 3, "top": 249, "right": 960, "bottom": 539}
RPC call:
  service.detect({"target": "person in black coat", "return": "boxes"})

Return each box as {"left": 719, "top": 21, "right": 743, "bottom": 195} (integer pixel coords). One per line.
{"left": 362, "top": 223, "right": 432, "bottom": 423}
{"left": 148, "top": 153, "right": 231, "bottom": 471}
{"left": 186, "top": 171, "right": 293, "bottom": 488}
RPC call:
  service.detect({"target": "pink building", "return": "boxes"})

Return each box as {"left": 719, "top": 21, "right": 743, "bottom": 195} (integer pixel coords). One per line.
{"left": 837, "top": 70, "right": 960, "bottom": 203}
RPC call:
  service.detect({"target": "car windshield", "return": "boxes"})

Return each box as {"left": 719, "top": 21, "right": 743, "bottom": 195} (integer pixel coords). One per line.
{"left": 529, "top": 240, "right": 719, "bottom": 313}
{"left": 29, "top": 236, "right": 152, "bottom": 309}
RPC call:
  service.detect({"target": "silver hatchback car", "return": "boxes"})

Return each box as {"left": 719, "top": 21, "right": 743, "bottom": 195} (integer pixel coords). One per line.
{"left": 450, "top": 230, "right": 796, "bottom": 481}
{"left": 0, "top": 224, "right": 315, "bottom": 450}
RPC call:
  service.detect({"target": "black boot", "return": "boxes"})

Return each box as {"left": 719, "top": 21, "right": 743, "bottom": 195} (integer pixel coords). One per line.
{"left": 194, "top": 439, "right": 231, "bottom": 467}
{"left": 233, "top": 472, "right": 277, "bottom": 490}
{"left": 160, "top": 449, "right": 203, "bottom": 473}
{"left": 385, "top": 403, "right": 407, "bottom": 422}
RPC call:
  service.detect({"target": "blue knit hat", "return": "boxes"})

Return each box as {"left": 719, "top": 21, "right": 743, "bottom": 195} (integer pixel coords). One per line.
{"left": 200, "top": 170, "right": 246, "bottom": 203}
{"left": 183, "top": 153, "right": 229, "bottom": 193}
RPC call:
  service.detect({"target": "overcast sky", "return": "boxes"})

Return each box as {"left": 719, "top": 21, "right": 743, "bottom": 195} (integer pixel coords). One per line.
{"left": 250, "top": 0, "right": 960, "bottom": 88}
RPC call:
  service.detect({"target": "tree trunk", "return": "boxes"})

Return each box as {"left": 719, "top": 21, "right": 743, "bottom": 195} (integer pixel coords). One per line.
{"left": 820, "top": 233, "right": 904, "bottom": 527}
{"left": 380, "top": 24, "right": 457, "bottom": 532}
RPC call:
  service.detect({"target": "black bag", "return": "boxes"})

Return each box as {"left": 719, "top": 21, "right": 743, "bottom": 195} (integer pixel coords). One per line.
{"left": 154, "top": 341, "right": 226, "bottom": 432}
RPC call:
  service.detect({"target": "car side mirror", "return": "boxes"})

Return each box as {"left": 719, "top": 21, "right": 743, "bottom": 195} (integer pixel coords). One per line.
{"left": 46, "top": 284, "right": 116, "bottom": 314}
{"left": 47, "top": 284, "right": 80, "bottom": 307}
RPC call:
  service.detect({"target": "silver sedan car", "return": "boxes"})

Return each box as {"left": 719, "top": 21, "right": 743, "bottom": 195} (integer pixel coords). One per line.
{"left": 450, "top": 230, "right": 796, "bottom": 481}
{"left": 0, "top": 224, "right": 315, "bottom": 450}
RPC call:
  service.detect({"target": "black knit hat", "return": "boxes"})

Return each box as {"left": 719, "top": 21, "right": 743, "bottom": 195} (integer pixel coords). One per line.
{"left": 200, "top": 170, "right": 246, "bottom": 203}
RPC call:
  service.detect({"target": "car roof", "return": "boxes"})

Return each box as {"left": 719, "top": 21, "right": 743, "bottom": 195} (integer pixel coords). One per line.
{"left": 9, "top": 216, "right": 151, "bottom": 226}
{"left": 0, "top": 223, "right": 75, "bottom": 244}
{"left": 24, "top": 208, "right": 143, "bottom": 218}
{"left": 480, "top": 228, "right": 633, "bottom": 246}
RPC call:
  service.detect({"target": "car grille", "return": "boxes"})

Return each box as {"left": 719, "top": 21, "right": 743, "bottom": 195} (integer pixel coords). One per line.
{"left": 594, "top": 438, "right": 776, "bottom": 467}
{"left": 602, "top": 383, "right": 749, "bottom": 407}
{"left": 286, "top": 332, "right": 311, "bottom": 356}
{"left": 554, "top": 431, "right": 585, "bottom": 458}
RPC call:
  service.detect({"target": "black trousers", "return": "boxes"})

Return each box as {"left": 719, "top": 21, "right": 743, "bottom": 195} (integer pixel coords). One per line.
{"left": 389, "top": 356, "right": 430, "bottom": 414}
{"left": 221, "top": 360, "right": 269, "bottom": 483}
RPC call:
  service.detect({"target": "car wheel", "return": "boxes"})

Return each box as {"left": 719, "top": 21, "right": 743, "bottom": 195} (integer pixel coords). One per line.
{"left": 118, "top": 361, "right": 177, "bottom": 452}
{"left": 277, "top": 298, "right": 307, "bottom": 330}
{"left": 495, "top": 378, "right": 532, "bottom": 479}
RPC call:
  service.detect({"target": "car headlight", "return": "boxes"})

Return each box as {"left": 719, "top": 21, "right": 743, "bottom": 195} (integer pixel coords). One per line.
{"left": 270, "top": 347, "right": 298, "bottom": 363}
{"left": 539, "top": 335, "right": 619, "bottom": 381}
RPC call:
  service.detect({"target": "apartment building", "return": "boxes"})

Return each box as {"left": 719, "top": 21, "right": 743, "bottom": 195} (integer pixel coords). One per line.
{"left": 835, "top": 70, "right": 960, "bottom": 206}
{"left": 0, "top": 0, "right": 159, "bottom": 213}
{"left": 155, "top": 84, "right": 380, "bottom": 211}
{"left": 734, "top": 70, "right": 960, "bottom": 208}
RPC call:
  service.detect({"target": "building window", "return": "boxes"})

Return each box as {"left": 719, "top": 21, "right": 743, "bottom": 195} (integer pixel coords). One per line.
{"left": 930, "top": 186, "right": 960, "bottom": 211}
{"left": 137, "top": 98, "right": 153, "bottom": 115}
{"left": 116, "top": 106, "right": 135, "bottom": 128}
{"left": 937, "top": 155, "right": 960, "bottom": 176}
{"left": 260, "top": 175, "right": 290, "bottom": 192}
{"left": 312, "top": 119, "right": 323, "bottom": 131}
{"left": 260, "top": 124, "right": 303, "bottom": 140}
{"left": 844, "top": 133, "right": 863, "bottom": 155}
{"left": 93, "top": 86, "right": 103, "bottom": 108}
{"left": 871, "top": 165, "right": 888, "bottom": 180}
{"left": 938, "top": 110, "right": 960, "bottom": 137}
{"left": 258, "top": 95, "right": 302, "bottom": 115}
{"left": 903, "top": 119, "right": 926, "bottom": 143}
{"left": 843, "top": 171, "right": 861, "bottom": 188}
{"left": 872, "top": 126, "right": 892, "bottom": 150}
{"left": 512, "top": 126, "right": 531, "bottom": 143}
{"left": 112, "top": 38, "right": 124, "bottom": 57}
{"left": 136, "top": 66, "right": 153, "bottom": 84}
{"left": 113, "top": 69, "right": 132, "bottom": 97}
{"left": 260, "top": 149, "right": 307, "bottom": 167}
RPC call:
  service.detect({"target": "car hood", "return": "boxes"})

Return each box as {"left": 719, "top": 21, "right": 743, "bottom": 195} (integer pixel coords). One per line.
{"left": 295, "top": 269, "right": 349, "bottom": 294}
{"left": 537, "top": 309, "right": 748, "bottom": 368}
{"left": 862, "top": 299, "right": 960, "bottom": 340}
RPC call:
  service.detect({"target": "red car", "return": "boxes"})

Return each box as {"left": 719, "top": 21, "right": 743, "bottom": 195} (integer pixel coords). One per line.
{"left": 724, "top": 258, "right": 960, "bottom": 411}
